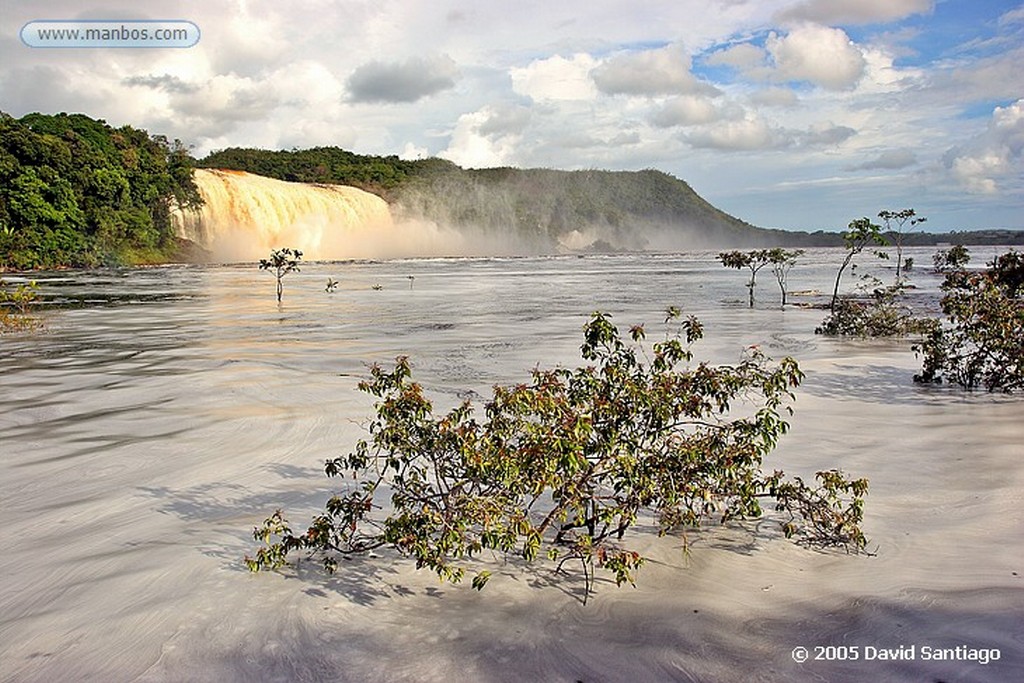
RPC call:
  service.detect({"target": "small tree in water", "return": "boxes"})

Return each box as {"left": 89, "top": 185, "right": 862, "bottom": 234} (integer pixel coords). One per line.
{"left": 259, "top": 248, "right": 302, "bottom": 303}
{"left": 767, "top": 248, "right": 803, "bottom": 307}
{"left": 246, "top": 310, "right": 869, "bottom": 601}
{"left": 878, "top": 208, "right": 926, "bottom": 280}
{"left": 830, "top": 218, "right": 888, "bottom": 314}
{"left": 719, "top": 250, "right": 773, "bottom": 307}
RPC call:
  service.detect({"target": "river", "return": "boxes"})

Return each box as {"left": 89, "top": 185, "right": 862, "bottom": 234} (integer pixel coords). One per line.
{"left": 1, "top": 248, "right": 1020, "bottom": 682}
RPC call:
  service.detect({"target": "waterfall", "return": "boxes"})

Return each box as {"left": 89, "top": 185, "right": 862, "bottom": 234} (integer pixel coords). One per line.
{"left": 173, "top": 169, "right": 398, "bottom": 261}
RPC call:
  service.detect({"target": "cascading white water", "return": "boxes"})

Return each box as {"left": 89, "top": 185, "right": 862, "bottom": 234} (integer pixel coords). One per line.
{"left": 173, "top": 169, "right": 402, "bottom": 261}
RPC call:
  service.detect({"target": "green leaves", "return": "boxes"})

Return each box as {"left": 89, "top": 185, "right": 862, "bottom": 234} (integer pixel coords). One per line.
{"left": 914, "top": 249, "right": 1023, "bottom": 392}
{"left": 258, "top": 247, "right": 303, "bottom": 303}
{"left": 0, "top": 112, "right": 202, "bottom": 268}
{"left": 246, "top": 311, "right": 869, "bottom": 601}
{"left": 718, "top": 250, "right": 775, "bottom": 307}
{"left": 0, "top": 278, "right": 41, "bottom": 331}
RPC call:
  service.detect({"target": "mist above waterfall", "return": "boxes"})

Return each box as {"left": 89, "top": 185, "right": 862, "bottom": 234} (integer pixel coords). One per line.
{"left": 173, "top": 164, "right": 794, "bottom": 263}
{"left": 174, "top": 169, "right": 553, "bottom": 261}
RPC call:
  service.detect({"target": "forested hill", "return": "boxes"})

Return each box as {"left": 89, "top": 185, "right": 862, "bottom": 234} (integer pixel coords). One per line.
{"left": 199, "top": 147, "right": 774, "bottom": 250}
{"left": 0, "top": 111, "right": 201, "bottom": 269}
{"left": 200, "top": 147, "right": 1024, "bottom": 250}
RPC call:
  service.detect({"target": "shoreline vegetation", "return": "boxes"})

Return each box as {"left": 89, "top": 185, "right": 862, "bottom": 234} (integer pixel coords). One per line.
{"left": 2, "top": 110, "right": 1023, "bottom": 272}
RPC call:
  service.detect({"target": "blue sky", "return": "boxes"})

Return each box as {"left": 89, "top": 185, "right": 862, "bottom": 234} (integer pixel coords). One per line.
{"left": 2, "top": 0, "right": 1022, "bottom": 231}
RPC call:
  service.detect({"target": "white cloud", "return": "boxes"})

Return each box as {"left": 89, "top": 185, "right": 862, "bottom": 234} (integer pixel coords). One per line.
{"left": 749, "top": 87, "right": 800, "bottom": 107}
{"left": 777, "top": 0, "right": 934, "bottom": 26}
{"left": 591, "top": 44, "right": 718, "bottom": 97}
{"left": 686, "top": 116, "right": 789, "bottom": 151}
{"left": 510, "top": 54, "right": 599, "bottom": 102}
{"left": 944, "top": 99, "right": 1024, "bottom": 194}
{"left": 649, "top": 95, "right": 725, "bottom": 127}
{"left": 998, "top": 6, "right": 1024, "bottom": 28}
{"left": 399, "top": 142, "right": 429, "bottom": 160}
{"left": 439, "top": 106, "right": 525, "bottom": 168}
{"left": 766, "top": 25, "right": 867, "bottom": 90}
{"left": 706, "top": 43, "right": 766, "bottom": 70}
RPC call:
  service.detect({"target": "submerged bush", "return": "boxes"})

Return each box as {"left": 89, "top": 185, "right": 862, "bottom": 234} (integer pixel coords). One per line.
{"left": 914, "top": 250, "right": 1023, "bottom": 392}
{"left": 247, "top": 310, "right": 869, "bottom": 600}
{"left": 816, "top": 283, "right": 936, "bottom": 338}
{"left": 932, "top": 245, "right": 970, "bottom": 273}
{"left": 0, "top": 279, "right": 41, "bottom": 332}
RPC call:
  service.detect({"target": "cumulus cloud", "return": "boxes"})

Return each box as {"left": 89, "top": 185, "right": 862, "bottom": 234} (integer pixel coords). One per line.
{"left": 0, "top": 65, "right": 111, "bottom": 116}
{"left": 591, "top": 44, "right": 719, "bottom": 97}
{"left": 439, "top": 105, "right": 526, "bottom": 168}
{"left": 777, "top": 0, "right": 934, "bottom": 26}
{"left": 766, "top": 25, "right": 867, "bottom": 90}
{"left": 477, "top": 104, "right": 532, "bottom": 136}
{"left": 510, "top": 54, "right": 599, "bottom": 101}
{"left": 944, "top": 99, "right": 1024, "bottom": 194}
{"left": 704, "top": 26, "right": 866, "bottom": 91}
{"left": 649, "top": 95, "right": 724, "bottom": 128}
{"left": 346, "top": 55, "right": 460, "bottom": 103}
{"left": 846, "top": 149, "right": 919, "bottom": 171}
{"left": 399, "top": 142, "right": 430, "bottom": 160}
{"left": 686, "top": 116, "right": 789, "bottom": 151}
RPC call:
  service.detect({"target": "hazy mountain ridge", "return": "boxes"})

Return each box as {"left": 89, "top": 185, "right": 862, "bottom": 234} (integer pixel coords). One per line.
{"left": 199, "top": 147, "right": 1023, "bottom": 251}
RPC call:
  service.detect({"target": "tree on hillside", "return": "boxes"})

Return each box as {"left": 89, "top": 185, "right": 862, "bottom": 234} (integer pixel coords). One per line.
{"left": 246, "top": 310, "right": 869, "bottom": 601}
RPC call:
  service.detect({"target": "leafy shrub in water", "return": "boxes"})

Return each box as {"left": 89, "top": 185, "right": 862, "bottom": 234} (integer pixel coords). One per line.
{"left": 258, "top": 247, "right": 302, "bottom": 303}
{"left": 932, "top": 245, "right": 970, "bottom": 273}
{"left": 247, "top": 310, "right": 869, "bottom": 599}
{"left": 914, "top": 250, "right": 1023, "bottom": 392}
{"left": 816, "top": 283, "right": 936, "bottom": 338}
{"left": 0, "top": 279, "right": 40, "bottom": 331}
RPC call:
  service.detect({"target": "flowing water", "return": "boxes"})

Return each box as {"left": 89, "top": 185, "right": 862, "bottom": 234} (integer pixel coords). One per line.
{"left": 1, "top": 248, "right": 1021, "bottom": 682}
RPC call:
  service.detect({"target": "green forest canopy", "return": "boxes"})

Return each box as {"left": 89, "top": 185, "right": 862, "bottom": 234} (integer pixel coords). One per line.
{"left": 0, "top": 111, "right": 201, "bottom": 269}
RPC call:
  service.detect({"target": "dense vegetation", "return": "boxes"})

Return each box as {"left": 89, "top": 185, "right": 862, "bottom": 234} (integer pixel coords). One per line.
{"left": 199, "top": 146, "right": 418, "bottom": 195}
{"left": 247, "top": 310, "right": 869, "bottom": 600}
{"left": 0, "top": 111, "right": 201, "bottom": 269}
{"left": 915, "top": 250, "right": 1023, "bottom": 392}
